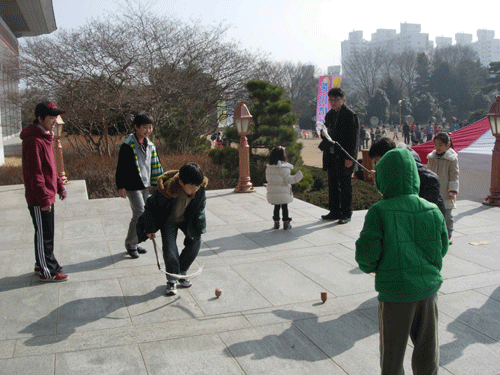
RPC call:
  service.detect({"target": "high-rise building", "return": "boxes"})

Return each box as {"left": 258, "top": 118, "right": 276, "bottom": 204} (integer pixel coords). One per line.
{"left": 436, "top": 36, "right": 453, "bottom": 49}
{"left": 341, "top": 24, "right": 500, "bottom": 69}
{"left": 473, "top": 30, "right": 500, "bottom": 67}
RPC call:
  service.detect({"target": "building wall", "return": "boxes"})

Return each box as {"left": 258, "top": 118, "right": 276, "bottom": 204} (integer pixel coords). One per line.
{"left": 0, "top": 17, "right": 21, "bottom": 140}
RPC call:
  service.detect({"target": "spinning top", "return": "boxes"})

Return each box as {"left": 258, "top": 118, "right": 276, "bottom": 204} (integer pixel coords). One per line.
{"left": 321, "top": 292, "right": 327, "bottom": 303}
{"left": 215, "top": 288, "right": 222, "bottom": 298}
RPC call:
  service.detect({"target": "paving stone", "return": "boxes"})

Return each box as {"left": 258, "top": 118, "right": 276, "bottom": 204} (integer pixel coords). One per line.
{"left": 56, "top": 278, "right": 131, "bottom": 334}
{"left": 284, "top": 253, "right": 375, "bottom": 297}
{"left": 2, "top": 181, "right": 500, "bottom": 374}
{"left": 0, "top": 354, "right": 54, "bottom": 375}
{"left": 55, "top": 345, "right": 147, "bottom": 375}
{"left": 1, "top": 283, "right": 59, "bottom": 340}
{"left": 120, "top": 274, "right": 205, "bottom": 324}
{"left": 439, "top": 311, "right": 500, "bottom": 375}
{"left": 141, "top": 334, "right": 244, "bottom": 375}
{"left": 219, "top": 323, "right": 346, "bottom": 374}
{"left": 186, "top": 266, "right": 272, "bottom": 315}
{"left": 0, "top": 339, "right": 15, "bottom": 359}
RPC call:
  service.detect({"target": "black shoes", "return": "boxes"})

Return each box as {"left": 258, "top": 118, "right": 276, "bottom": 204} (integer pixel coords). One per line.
{"left": 127, "top": 246, "right": 147, "bottom": 258}
{"left": 321, "top": 212, "right": 351, "bottom": 224}
{"left": 321, "top": 211, "right": 342, "bottom": 220}
{"left": 127, "top": 249, "right": 139, "bottom": 259}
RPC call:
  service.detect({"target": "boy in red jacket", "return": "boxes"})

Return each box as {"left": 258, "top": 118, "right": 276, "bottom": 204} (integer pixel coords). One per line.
{"left": 21, "top": 101, "right": 68, "bottom": 281}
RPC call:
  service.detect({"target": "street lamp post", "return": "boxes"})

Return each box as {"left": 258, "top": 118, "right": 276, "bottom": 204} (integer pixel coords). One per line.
{"left": 53, "top": 115, "right": 70, "bottom": 185}
{"left": 233, "top": 102, "right": 255, "bottom": 193}
{"left": 483, "top": 96, "right": 500, "bottom": 206}
{"left": 398, "top": 100, "right": 402, "bottom": 128}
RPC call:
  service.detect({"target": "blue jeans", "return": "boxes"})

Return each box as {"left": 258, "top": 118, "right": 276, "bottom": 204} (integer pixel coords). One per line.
{"left": 160, "top": 221, "right": 201, "bottom": 282}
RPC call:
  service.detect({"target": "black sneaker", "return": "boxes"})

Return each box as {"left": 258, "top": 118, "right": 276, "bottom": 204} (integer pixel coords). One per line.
{"left": 166, "top": 282, "right": 177, "bottom": 296}
{"left": 338, "top": 217, "right": 351, "bottom": 225}
{"left": 137, "top": 246, "right": 147, "bottom": 254}
{"left": 127, "top": 249, "right": 139, "bottom": 259}
{"left": 178, "top": 278, "right": 192, "bottom": 288}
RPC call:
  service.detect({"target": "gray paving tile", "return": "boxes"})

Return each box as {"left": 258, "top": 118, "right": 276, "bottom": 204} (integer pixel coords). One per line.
{"left": 439, "top": 289, "right": 500, "bottom": 341}
{"left": 0, "top": 339, "right": 15, "bottom": 359}
{"left": 58, "top": 240, "right": 115, "bottom": 273}
{"left": 291, "top": 310, "right": 386, "bottom": 374}
{"left": 141, "top": 334, "right": 244, "bottom": 375}
{"left": 219, "top": 323, "right": 346, "bottom": 374}
{"left": 61, "top": 218, "right": 106, "bottom": 241}
{"left": 440, "top": 270, "right": 500, "bottom": 294}
{"left": 284, "top": 253, "right": 375, "bottom": 297}
{"left": 2, "top": 283, "right": 59, "bottom": 340}
{"left": 187, "top": 266, "right": 272, "bottom": 315}
{"left": 439, "top": 311, "right": 500, "bottom": 375}
{"left": 231, "top": 260, "right": 324, "bottom": 305}
{"left": 120, "top": 274, "right": 205, "bottom": 324}
{"left": 441, "top": 253, "right": 492, "bottom": 279}
{"left": 202, "top": 229, "right": 266, "bottom": 257}
{"left": 0, "top": 354, "right": 54, "bottom": 375}
{"left": 15, "top": 313, "right": 251, "bottom": 357}
{"left": 2, "top": 181, "right": 500, "bottom": 374}
{"left": 242, "top": 292, "right": 378, "bottom": 327}
{"left": 56, "top": 279, "right": 131, "bottom": 334}
{"left": 55, "top": 345, "right": 147, "bottom": 375}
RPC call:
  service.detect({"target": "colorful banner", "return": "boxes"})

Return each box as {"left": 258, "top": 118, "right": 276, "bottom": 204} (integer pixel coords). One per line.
{"left": 316, "top": 75, "right": 342, "bottom": 124}
{"left": 217, "top": 100, "right": 229, "bottom": 127}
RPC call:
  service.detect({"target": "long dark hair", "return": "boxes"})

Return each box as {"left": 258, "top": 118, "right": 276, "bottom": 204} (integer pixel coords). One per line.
{"left": 269, "top": 146, "right": 286, "bottom": 165}
{"left": 433, "top": 132, "right": 454, "bottom": 149}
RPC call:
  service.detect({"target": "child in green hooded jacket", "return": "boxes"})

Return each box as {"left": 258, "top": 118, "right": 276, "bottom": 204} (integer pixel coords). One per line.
{"left": 355, "top": 148, "right": 448, "bottom": 375}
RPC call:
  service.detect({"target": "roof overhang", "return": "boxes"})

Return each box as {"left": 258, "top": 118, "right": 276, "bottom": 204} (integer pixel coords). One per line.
{"left": 0, "top": 0, "right": 57, "bottom": 38}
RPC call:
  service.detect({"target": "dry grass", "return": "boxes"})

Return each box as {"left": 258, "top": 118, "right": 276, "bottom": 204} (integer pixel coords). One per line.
{"left": 0, "top": 137, "right": 234, "bottom": 199}
{"left": 1, "top": 135, "right": 382, "bottom": 209}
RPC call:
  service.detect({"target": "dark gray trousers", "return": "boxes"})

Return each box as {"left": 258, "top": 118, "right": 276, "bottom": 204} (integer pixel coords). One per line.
{"left": 378, "top": 295, "right": 439, "bottom": 375}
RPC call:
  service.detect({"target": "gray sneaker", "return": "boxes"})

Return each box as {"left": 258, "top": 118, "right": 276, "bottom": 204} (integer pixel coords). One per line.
{"left": 166, "top": 282, "right": 177, "bottom": 296}
{"left": 178, "top": 278, "right": 192, "bottom": 288}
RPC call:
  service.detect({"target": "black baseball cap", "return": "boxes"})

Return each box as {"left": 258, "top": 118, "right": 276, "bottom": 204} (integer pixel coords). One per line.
{"left": 35, "top": 101, "right": 66, "bottom": 117}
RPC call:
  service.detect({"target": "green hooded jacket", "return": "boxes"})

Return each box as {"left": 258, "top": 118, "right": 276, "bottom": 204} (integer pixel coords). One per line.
{"left": 355, "top": 148, "right": 449, "bottom": 302}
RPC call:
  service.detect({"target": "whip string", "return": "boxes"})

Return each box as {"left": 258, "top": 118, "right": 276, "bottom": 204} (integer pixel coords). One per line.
{"left": 151, "top": 237, "right": 203, "bottom": 278}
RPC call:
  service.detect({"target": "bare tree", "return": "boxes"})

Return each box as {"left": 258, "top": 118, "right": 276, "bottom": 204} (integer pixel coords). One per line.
{"left": 341, "top": 47, "right": 388, "bottom": 101}
{"left": 20, "top": 6, "right": 261, "bottom": 155}
{"left": 392, "top": 50, "right": 419, "bottom": 100}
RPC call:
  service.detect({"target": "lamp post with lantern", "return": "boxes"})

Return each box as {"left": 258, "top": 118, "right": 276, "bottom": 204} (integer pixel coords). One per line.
{"left": 483, "top": 96, "right": 500, "bottom": 206}
{"left": 233, "top": 102, "right": 255, "bottom": 193}
{"left": 53, "top": 115, "right": 70, "bottom": 185}
{"left": 398, "top": 99, "right": 402, "bottom": 128}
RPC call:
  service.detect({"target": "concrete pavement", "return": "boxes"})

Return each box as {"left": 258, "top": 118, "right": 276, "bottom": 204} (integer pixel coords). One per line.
{"left": 1, "top": 181, "right": 500, "bottom": 374}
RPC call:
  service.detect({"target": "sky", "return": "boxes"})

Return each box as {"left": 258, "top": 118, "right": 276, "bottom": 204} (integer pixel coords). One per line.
{"left": 49, "top": 0, "right": 500, "bottom": 74}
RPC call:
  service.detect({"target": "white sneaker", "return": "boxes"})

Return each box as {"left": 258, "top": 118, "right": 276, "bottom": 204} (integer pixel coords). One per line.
{"left": 178, "top": 278, "right": 192, "bottom": 288}
{"left": 166, "top": 282, "right": 177, "bottom": 296}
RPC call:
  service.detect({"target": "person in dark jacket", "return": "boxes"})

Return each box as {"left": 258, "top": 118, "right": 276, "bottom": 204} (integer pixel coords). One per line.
{"left": 356, "top": 148, "right": 448, "bottom": 375}
{"left": 21, "top": 101, "right": 68, "bottom": 282}
{"left": 368, "top": 138, "right": 446, "bottom": 217}
{"left": 403, "top": 122, "right": 410, "bottom": 144}
{"left": 137, "top": 163, "right": 208, "bottom": 296}
{"left": 115, "top": 113, "right": 164, "bottom": 259}
{"left": 318, "top": 87, "right": 359, "bottom": 224}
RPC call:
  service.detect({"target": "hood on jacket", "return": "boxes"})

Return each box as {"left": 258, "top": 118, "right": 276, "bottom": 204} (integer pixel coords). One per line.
{"left": 20, "top": 123, "right": 53, "bottom": 142}
{"left": 427, "top": 148, "right": 458, "bottom": 162}
{"left": 156, "top": 170, "right": 209, "bottom": 199}
{"left": 266, "top": 161, "right": 293, "bottom": 169}
{"left": 375, "top": 148, "right": 420, "bottom": 199}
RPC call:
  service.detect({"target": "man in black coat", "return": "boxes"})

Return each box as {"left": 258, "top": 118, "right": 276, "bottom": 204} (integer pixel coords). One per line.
{"left": 318, "top": 88, "right": 359, "bottom": 224}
